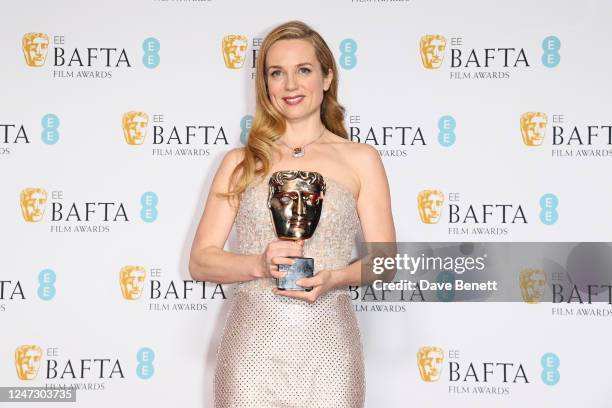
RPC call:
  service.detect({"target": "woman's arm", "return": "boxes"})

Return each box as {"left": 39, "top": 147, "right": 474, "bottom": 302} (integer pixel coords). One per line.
{"left": 188, "top": 147, "right": 262, "bottom": 284}
{"left": 332, "top": 143, "right": 397, "bottom": 287}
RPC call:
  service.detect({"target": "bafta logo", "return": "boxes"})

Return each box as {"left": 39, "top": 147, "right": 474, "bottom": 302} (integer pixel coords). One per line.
{"left": 268, "top": 170, "right": 326, "bottom": 291}
{"left": 417, "top": 346, "right": 444, "bottom": 382}
{"left": 520, "top": 112, "right": 548, "bottom": 146}
{"left": 22, "top": 32, "right": 49, "bottom": 67}
{"left": 15, "top": 345, "right": 43, "bottom": 380}
{"left": 122, "top": 111, "right": 149, "bottom": 145}
{"left": 519, "top": 268, "right": 547, "bottom": 303}
{"left": 420, "top": 35, "right": 447, "bottom": 69}
{"left": 120, "top": 266, "right": 146, "bottom": 300}
{"left": 417, "top": 190, "right": 444, "bottom": 224}
{"left": 222, "top": 35, "right": 248, "bottom": 69}
{"left": 20, "top": 188, "right": 48, "bottom": 222}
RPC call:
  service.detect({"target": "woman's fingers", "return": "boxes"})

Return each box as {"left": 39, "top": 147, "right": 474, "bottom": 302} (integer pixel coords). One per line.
{"left": 271, "top": 256, "right": 295, "bottom": 266}
{"left": 269, "top": 268, "right": 287, "bottom": 279}
{"left": 260, "top": 239, "right": 305, "bottom": 279}
{"left": 264, "top": 256, "right": 294, "bottom": 279}
{"left": 266, "top": 248, "right": 302, "bottom": 266}
{"left": 295, "top": 275, "right": 321, "bottom": 288}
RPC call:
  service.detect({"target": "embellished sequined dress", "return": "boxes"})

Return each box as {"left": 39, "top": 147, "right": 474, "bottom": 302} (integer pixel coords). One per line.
{"left": 214, "top": 175, "right": 365, "bottom": 407}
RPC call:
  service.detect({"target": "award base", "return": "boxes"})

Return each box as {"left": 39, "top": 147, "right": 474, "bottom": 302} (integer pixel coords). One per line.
{"left": 276, "top": 257, "right": 314, "bottom": 292}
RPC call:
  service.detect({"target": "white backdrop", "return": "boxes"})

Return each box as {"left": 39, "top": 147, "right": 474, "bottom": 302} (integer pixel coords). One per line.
{"left": 2, "top": 0, "right": 612, "bottom": 407}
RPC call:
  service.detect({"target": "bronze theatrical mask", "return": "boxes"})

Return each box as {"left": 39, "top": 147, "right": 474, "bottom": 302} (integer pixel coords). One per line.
{"left": 267, "top": 170, "right": 326, "bottom": 291}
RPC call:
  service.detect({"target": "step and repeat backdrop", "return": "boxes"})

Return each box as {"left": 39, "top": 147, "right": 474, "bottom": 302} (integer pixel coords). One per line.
{"left": 2, "top": 0, "right": 611, "bottom": 407}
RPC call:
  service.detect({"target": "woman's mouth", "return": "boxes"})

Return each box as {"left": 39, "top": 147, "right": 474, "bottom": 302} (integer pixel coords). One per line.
{"left": 282, "top": 95, "right": 305, "bottom": 106}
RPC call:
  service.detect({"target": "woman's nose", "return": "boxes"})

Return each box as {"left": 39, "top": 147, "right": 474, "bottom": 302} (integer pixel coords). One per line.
{"left": 285, "top": 72, "right": 297, "bottom": 90}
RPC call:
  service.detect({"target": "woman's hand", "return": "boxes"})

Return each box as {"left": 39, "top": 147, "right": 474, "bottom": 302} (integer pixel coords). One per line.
{"left": 272, "top": 269, "right": 337, "bottom": 304}
{"left": 255, "top": 239, "right": 304, "bottom": 280}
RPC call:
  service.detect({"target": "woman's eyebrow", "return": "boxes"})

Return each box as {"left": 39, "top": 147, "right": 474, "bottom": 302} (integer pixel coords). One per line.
{"left": 267, "top": 62, "right": 313, "bottom": 70}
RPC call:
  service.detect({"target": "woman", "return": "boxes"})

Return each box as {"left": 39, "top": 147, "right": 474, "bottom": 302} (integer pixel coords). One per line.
{"left": 189, "top": 20, "right": 395, "bottom": 407}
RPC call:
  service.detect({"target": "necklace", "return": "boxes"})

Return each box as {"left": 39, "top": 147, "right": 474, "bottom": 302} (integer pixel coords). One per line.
{"left": 278, "top": 127, "right": 326, "bottom": 158}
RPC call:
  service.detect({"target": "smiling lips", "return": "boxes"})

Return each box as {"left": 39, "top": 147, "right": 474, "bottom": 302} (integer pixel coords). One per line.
{"left": 282, "top": 95, "right": 305, "bottom": 106}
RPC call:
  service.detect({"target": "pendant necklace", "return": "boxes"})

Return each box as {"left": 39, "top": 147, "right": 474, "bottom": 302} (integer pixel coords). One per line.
{"left": 278, "top": 127, "right": 326, "bottom": 158}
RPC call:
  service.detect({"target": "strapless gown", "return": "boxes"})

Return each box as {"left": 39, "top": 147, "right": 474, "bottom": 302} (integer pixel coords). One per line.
{"left": 213, "top": 175, "right": 365, "bottom": 407}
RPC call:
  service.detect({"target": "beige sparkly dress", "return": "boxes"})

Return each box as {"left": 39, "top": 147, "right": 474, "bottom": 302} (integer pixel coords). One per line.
{"left": 214, "top": 175, "right": 365, "bottom": 408}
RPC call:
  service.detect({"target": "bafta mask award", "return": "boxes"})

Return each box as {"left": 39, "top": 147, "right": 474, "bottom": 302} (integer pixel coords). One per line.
{"left": 267, "top": 170, "right": 326, "bottom": 291}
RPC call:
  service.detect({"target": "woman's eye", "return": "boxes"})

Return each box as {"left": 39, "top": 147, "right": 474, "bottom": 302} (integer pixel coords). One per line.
{"left": 299, "top": 67, "right": 311, "bottom": 74}
{"left": 270, "top": 70, "right": 282, "bottom": 78}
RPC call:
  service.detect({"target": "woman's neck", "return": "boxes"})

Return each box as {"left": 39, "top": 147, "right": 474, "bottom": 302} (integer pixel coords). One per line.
{"left": 281, "top": 116, "right": 326, "bottom": 146}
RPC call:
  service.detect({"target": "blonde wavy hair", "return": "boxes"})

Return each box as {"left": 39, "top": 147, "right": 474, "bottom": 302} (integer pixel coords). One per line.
{"left": 221, "top": 20, "right": 348, "bottom": 205}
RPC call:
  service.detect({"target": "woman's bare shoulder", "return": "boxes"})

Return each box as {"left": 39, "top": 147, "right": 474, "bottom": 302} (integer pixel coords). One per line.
{"left": 226, "top": 146, "right": 246, "bottom": 162}
{"left": 209, "top": 147, "right": 246, "bottom": 193}
{"left": 217, "top": 146, "right": 246, "bottom": 172}
{"left": 323, "top": 134, "right": 383, "bottom": 195}
{"left": 324, "top": 132, "right": 352, "bottom": 145}
{"left": 325, "top": 133, "right": 379, "bottom": 163}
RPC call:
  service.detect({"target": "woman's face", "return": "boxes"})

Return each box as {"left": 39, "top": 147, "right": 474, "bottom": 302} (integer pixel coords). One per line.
{"left": 265, "top": 39, "right": 333, "bottom": 122}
